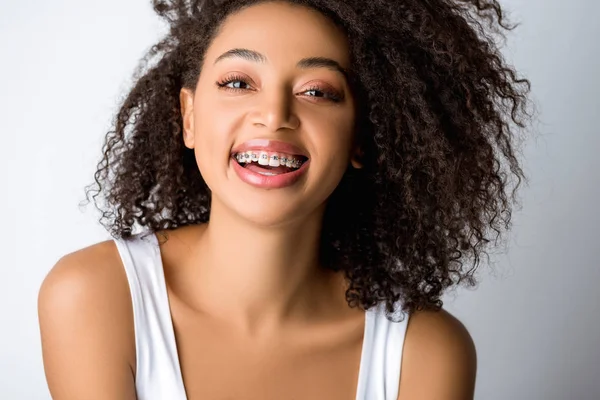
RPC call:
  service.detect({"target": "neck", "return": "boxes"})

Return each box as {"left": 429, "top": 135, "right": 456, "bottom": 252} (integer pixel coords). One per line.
{"left": 186, "top": 199, "right": 340, "bottom": 336}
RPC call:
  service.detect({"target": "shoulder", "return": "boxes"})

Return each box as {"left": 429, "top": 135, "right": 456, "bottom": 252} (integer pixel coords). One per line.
{"left": 38, "top": 239, "right": 136, "bottom": 399}
{"left": 41, "top": 238, "right": 124, "bottom": 286}
{"left": 39, "top": 239, "right": 131, "bottom": 318}
{"left": 397, "top": 308, "right": 477, "bottom": 400}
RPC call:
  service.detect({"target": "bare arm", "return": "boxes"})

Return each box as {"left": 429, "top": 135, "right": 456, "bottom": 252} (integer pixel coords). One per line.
{"left": 38, "top": 242, "right": 137, "bottom": 400}
{"left": 397, "top": 309, "right": 477, "bottom": 400}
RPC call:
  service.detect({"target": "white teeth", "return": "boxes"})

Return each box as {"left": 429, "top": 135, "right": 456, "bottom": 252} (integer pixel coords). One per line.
{"left": 269, "top": 154, "right": 280, "bottom": 167}
{"left": 235, "top": 151, "right": 306, "bottom": 169}
{"left": 258, "top": 152, "right": 269, "bottom": 166}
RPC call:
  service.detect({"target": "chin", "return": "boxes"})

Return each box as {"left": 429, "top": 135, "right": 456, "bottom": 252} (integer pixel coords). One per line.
{"left": 213, "top": 190, "right": 324, "bottom": 229}
{"left": 239, "top": 199, "right": 319, "bottom": 229}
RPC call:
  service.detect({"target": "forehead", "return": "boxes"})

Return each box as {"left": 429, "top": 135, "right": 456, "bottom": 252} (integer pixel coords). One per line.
{"left": 206, "top": 2, "right": 351, "bottom": 68}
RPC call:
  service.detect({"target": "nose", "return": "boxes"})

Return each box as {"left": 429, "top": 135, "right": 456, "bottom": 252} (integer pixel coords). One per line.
{"left": 251, "top": 87, "right": 300, "bottom": 132}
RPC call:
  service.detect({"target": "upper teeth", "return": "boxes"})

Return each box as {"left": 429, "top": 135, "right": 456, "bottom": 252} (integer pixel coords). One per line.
{"left": 235, "top": 151, "right": 305, "bottom": 169}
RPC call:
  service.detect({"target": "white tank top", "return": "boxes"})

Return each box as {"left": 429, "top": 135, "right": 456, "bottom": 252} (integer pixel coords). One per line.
{"left": 114, "top": 232, "right": 410, "bottom": 400}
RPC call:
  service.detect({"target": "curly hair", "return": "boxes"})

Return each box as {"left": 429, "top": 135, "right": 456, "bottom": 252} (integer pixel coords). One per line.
{"left": 82, "top": 0, "right": 532, "bottom": 319}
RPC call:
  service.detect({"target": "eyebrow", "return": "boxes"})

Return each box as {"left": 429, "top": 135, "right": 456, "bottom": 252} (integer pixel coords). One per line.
{"left": 213, "top": 48, "right": 349, "bottom": 80}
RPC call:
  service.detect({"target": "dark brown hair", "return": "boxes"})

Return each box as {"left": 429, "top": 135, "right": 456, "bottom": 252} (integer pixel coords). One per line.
{"left": 82, "top": 0, "right": 532, "bottom": 318}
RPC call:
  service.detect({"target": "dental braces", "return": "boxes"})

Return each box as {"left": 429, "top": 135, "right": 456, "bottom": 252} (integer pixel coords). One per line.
{"left": 235, "top": 152, "right": 305, "bottom": 169}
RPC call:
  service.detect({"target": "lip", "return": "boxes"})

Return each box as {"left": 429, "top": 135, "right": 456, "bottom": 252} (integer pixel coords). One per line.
{"left": 231, "top": 156, "right": 310, "bottom": 189}
{"left": 231, "top": 139, "right": 309, "bottom": 158}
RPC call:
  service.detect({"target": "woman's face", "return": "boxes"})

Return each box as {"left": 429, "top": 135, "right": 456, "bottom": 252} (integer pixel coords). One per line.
{"left": 181, "top": 1, "right": 358, "bottom": 227}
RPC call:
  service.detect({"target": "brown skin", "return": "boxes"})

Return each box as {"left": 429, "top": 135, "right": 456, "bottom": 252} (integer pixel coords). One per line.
{"left": 176, "top": 2, "right": 359, "bottom": 330}
{"left": 39, "top": 2, "right": 476, "bottom": 399}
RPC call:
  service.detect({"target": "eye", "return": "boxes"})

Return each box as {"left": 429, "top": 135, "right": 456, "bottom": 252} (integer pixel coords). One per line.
{"left": 216, "top": 74, "right": 252, "bottom": 92}
{"left": 302, "top": 86, "right": 343, "bottom": 103}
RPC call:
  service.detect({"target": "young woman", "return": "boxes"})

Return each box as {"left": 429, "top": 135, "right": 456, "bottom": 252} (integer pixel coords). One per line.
{"left": 38, "top": 0, "right": 531, "bottom": 399}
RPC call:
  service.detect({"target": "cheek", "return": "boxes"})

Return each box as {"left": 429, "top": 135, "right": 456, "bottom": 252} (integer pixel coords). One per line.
{"left": 191, "top": 106, "right": 230, "bottom": 185}
{"left": 193, "top": 91, "right": 243, "bottom": 150}
{"left": 309, "top": 114, "right": 355, "bottom": 164}
{"left": 307, "top": 118, "right": 356, "bottom": 192}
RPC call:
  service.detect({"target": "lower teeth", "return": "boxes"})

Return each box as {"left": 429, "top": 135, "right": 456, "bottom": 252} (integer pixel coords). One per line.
{"left": 237, "top": 160, "right": 300, "bottom": 173}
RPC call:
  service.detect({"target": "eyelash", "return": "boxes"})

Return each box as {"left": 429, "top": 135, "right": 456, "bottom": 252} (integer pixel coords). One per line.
{"left": 215, "top": 74, "right": 343, "bottom": 103}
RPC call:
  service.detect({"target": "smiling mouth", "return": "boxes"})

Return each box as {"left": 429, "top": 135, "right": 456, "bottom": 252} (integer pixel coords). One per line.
{"left": 233, "top": 151, "right": 309, "bottom": 175}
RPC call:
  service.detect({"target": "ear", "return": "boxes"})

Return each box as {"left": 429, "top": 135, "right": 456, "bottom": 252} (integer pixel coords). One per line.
{"left": 180, "top": 88, "right": 195, "bottom": 149}
{"left": 350, "top": 145, "right": 364, "bottom": 169}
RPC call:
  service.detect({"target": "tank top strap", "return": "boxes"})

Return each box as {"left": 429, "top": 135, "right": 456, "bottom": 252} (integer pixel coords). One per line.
{"left": 356, "top": 302, "right": 410, "bottom": 400}
{"left": 113, "top": 232, "right": 187, "bottom": 400}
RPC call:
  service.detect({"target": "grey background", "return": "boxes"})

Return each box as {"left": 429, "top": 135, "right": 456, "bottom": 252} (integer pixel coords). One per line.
{"left": 1, "top": 0, "right": 598, "bottom": 398}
